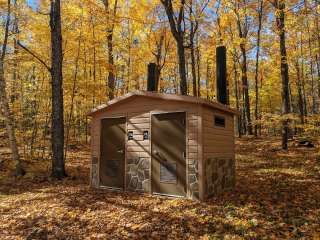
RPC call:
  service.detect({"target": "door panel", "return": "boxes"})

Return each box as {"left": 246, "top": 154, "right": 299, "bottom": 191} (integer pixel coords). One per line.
{"left": 152, "top": 112, "right": 186, "bottom": 196}
{"left": 100, "top": 117, "right": 126, "bottom": 188}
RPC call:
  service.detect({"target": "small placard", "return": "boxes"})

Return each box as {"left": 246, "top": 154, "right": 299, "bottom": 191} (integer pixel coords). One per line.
{"left": 143, "top": 131, "right": 149, "bottom": 140}
{"left": 128, "top": 131, "right": 134, "bottom": 140}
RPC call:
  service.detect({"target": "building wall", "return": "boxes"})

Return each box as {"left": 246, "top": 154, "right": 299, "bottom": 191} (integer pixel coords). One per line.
{"left": 202, "top": 106, "right": 236, "bottom": 199}
{"left": 90, "top": 96, "right": 202, "bottom": 200}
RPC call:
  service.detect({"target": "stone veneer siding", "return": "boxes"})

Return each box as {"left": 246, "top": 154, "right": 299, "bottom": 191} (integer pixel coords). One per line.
{"left": 91, "top": 163, "right": 99, "bottom": 188}
{"left": 91, "top": 157, "right": 200, "bottom": 199}
{"left": 205, "top": 158, "right": 235, "bottom": 198}
{"left": 188, "top": 159, "right": 199, "bottom": 200}
{"left": 126, "top": 158, "right": 151, "bottom": 192}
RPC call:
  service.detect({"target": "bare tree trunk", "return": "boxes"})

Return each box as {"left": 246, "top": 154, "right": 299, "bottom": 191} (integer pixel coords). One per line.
{"left": 11, "top": 0, "right": 19, "bottom": 104}
{"left": 275, "top": 0, "right": 290, "bottom": 150}
{"left": 103, "top": 0, "right": 118, "bottom": 100}
{"left": 300, "top": 33, "right": 308, "bottom": 117}
{"left": 239, "top": 43, "right": 252, "bottom": 135}
{"left": 316, "top": 55, "right": 320, "bottom": 101}
{"left": 233, "top": 54, "right": 242, "bottom": 137}
{"left": 196, "top": 38, "right": 201, "bottom": 97}
{"left": 189, "top": 3, "right": 197, "bottom": 97}
{"left": 0, "top": 0, "right": 25, "bottom": 176}
{"left": 161, "top": 0, "right": 188, "bottom": 95}
{"left": 295, "top": 61, "right": 305, "bottom": 124}
{"left": 50, "top": 0, "right": 66, "bottom": 178}
{"left": 177, "top": 40, "right": 188, "bottom": 95}
{"left": 305, "top": 0, "right": 317, "bottom": 113}
{"left": 234, "top": 2, "right": 253, "bottom": 135}
{"left": 315, "top": 0, "right": 320, "bottom": 103}
{"left": 254, "top": 0, "right": 263, "bottom": 137}
{"left": 65, "top": 19, "right": 82, "bottom": 161}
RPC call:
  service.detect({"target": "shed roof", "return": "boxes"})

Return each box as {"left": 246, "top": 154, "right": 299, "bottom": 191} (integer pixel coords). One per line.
{"left": 88, "top": 90, "right": 239, "bottom": 116}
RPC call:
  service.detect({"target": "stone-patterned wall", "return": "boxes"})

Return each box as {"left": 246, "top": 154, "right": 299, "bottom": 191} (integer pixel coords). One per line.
{"left": 91, "top": 163, "right": 99, "bottom": 188}
{"left": 188, "top": 159, "right": 199, "bottom": 200}
{"left": 187, "top": 113, "right": 200, "bottom": 200}
{"left": 205, "top": 158, "right": 235, "bottom": 198}
{"left": 126, "top": 158, "right": 150, "bottom": 192}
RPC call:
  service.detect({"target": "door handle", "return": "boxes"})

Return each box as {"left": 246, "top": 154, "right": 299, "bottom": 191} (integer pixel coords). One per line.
{"left": 117, "top": 149, "right": 124, "bottom": 154}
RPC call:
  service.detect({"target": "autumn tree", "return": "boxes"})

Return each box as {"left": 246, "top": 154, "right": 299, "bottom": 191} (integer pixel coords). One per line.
{"left": 254, "top": 0, "right": 264, "bottom": 136}
{"left": 230, "top": 0, "right": 253, "bottom": 135}
{"left": 102, "top": 0, "right": 118, "bottom": 100}
{"left": 49, "top": 0, "right": 65, "bottom": 178}
{"left": 0, "top": 0, "right": 25, "bottom": 176}
{"left": 270, "top": 0, "right": 291, "bottom": 149}
{"left": 160, "top": 0, "right": 188, "bottom": 95}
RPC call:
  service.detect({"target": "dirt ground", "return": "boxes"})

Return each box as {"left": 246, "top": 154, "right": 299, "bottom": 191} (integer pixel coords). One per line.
{"left": 0, "top": 137, "right": 320, "bottom": 239}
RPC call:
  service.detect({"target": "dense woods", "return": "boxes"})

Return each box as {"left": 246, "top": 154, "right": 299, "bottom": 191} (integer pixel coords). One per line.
{"left": 0, "top": 0, "right": 319, "bottom": 164}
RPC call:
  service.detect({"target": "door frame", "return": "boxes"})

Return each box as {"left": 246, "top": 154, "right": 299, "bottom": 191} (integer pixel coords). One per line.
{"left": 150, "top": 111, "right": 188, "bottom": 197}
{"left": 99, "top": 116, "right": 127, "bottom": 191}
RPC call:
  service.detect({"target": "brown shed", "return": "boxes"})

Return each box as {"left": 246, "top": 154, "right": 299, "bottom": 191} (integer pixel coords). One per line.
{"left": 88, "top": 90, "right": 237, "bottom": 201}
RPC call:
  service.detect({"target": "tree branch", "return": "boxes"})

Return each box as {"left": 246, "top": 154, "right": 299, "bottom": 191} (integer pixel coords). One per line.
{"left": 17, "top": 41, "right": 51, "bottom": 73}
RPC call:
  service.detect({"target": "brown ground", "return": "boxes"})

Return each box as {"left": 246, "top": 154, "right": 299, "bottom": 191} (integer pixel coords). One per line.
{"left": 0, "top": 137, "right": 320, "bottom": 239}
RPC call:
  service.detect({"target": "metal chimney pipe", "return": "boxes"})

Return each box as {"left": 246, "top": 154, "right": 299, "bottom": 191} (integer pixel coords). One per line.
{"left": 216, "top": 46, "right": 228, "bottom": 105}
{"left": 147, "top": 63, "right": 158, "bottom": 92}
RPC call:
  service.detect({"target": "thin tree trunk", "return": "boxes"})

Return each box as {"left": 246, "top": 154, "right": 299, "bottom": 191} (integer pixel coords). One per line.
{"left": 316, "top": 54, "right": 320, "bottom": 101}
{"left": 275, "top": 0, "right": 290, "bottom": 150}
{"left": 190, "top": 44, "right": 197, "bottom": 96}
{"left": 205, "top": 58, "right": 210, "bottom": 99}
{"left": 295, "top": 61, "right": 305, "bottom": 124}
{"left": 315, "top": 0, "right": 320, "bottom": 103}
{"left": 235, "top": 4, "right": 252, "bottom": 135}
{"left": 239, "top": 43, "right": 252, "bottom": 135}
{"left": 65, "top": 19, "right": 82, "bottom": 161}
{"left": 305, "top": 0, "right": 317, "bottom": 113}
{"left": 50, "top": 0, "right": 66, "bottom": 178}
{"left": 161, "top": 0, "right": 188, "bottom": 95}
{"left": 233, "top": 55, "right": 242, "bottom": 137}
{"left": 11, "top": 0, "right": 19, "bottom": 104}
{"left": 0, "top": 0, "right": 25, "bottom": 176}
{"left": 196, "top": 42, "right": 201, "bottom": 97}
{"left": 29, "top": 66, "right": 43, "bottom": 160}
{"left": 177, "top": 40, "right": 188, "bottom": 95}
{"left": 300, "top": 32, "right": 308, "bottom": 117}
{"left": 254, "top": 0, "right": 263, "bottom": 137}
{"left": 103, "top": 0, "right": 118, "bottom": 100}
{"left": 189, "top": 3, "right": 197, "bottom": 97}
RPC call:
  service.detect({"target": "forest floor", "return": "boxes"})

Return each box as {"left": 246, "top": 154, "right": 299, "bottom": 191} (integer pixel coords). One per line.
{"left": 0, "top": 137, "right": 320, "bottom": 239}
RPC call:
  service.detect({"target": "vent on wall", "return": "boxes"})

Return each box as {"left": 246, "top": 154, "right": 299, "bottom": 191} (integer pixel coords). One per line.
{"left": 160, "top": 162, "right": 177, "bottom": 183}
{"left": 214, "top": 116, "right": 226, "bottom": 128}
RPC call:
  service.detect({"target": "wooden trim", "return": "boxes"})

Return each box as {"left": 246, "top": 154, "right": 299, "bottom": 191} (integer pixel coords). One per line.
{"left": 148, "top": 111, "right": 152, "bottom": 193}
{"left": 198, "top": 105, "right": 204, "bottom": 201}
{"left": 150, "top": 112, "right": 154, "bottom": 194}
{"left": 97, "top": 119, "right": 101, "bottom": 187}
{"left": 153, "top": 193, "right": 186, "bottom": 198}
{"left": 124, "top": 113, "right": 128, "bottom": 191}
{"left": 99, "top": 186, "right": 124, "bottom": 192}
{"left": 186, "top": 111, "right": 189, "bottom": 198}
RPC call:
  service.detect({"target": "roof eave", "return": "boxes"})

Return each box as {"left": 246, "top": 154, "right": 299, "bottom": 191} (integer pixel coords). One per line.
{"left": 87, "top": 90, "right": 239, "bottom": 117}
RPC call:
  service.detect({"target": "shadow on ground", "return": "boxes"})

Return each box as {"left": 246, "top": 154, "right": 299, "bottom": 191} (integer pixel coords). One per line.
{"left": 0, "top": 137, "right": 319, "bottom": 239}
